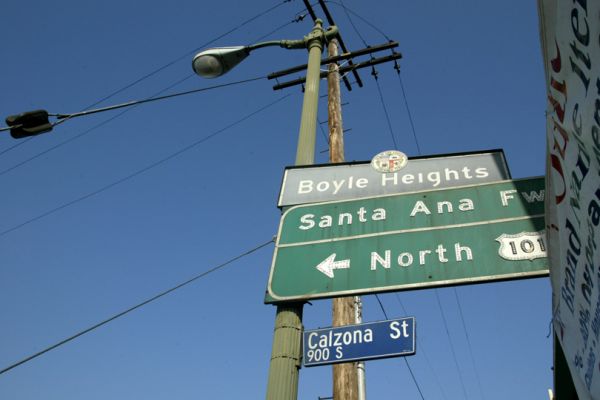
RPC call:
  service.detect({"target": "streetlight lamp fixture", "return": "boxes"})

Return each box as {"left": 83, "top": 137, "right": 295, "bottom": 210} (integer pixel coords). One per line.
{"left": 192, "top": 42, "right": 303, "bottom": 78}
{"left": 192, "top": 46, "right": 252, "bottom": 78}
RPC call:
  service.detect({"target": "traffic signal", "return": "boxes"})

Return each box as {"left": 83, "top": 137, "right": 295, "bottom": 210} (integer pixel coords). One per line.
{"left": 5, "top": 110, "right": 53, "bottom": 139}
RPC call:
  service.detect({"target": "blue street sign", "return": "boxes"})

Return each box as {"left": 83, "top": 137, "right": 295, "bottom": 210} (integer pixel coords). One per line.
{"left": 303, "top": 317, "right": 416, "bottom": 367}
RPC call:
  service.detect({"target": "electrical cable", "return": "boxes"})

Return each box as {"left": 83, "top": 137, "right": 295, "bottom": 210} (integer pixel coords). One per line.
{"left": 0, "top": 75, "right": 193, "bottom": 178}
{"left": 340, "top": 9, "right": 481, "bottom": 398}
{"left": 331, "top": 0, "right": 424, "bottom": 156}
{"left": 0, "top": 76, "right": 262, "bottom": 178}
{"left": 394, "top": 294, "right": 450, "bottom": 400}
{"left": 0, "top": 74, "right": 190, "bottom": 169}
{"left": 0, "top": 238, "right": 274, "bottom": 376}
{"left": 343, "top": 7, "right": 479, "bottom": 396}
{"left": 53, "top": 76, "right": 265, "bottom": 122}
{"left": 251, "top": 7, "right": 309, "bottom": 45}
{"left": 371, "top": 68, "right": 399, "bottom": 150}
{"left": 0, "top": 0, "right": 291, "bottom": 149}
{"left": 324, "top": 1, "right": 391, "bottom": 41}
{"left": 326, "top": 0, "right": 403, "bottom": 153}
{"left": 453, "top": 288, "right": 486, "bottom": 399}
{"left": 0, "top": 139, "right": 28, "bottom": 156}
{"left": 78, "top": 0, "right": 291, "bottom": 112}
{"left": 395, "top": 67, "right": 423, "bottom": 155}
{"left": 252, "top": 20, "right": 296, "bottom": 44}
{"left": 375, "top": 294, "right": 426, "bottom": 400}
{"left": 434, "top": 290, "right": 469, "bottom": 399}
{"left": 317, "top": 116, "right": 330, "bottom": 146}
{"left": 333, "top": 7, "right": 466, "bottom": 398}
{"left": 0, "top": 2, "right": 307, "bottom": 181}
{"left": 338, "top": 0, "right": 369, "bottom": 47}
{"left": 0, "top": 93, "right": 291, "bottom": 239}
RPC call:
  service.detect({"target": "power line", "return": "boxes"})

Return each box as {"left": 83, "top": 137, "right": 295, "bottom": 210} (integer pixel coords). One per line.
{"left": 339, "top": 9, "right": 473, "bottom": 400}
{"left": 434, "top": 290, "right": 469, "bottom": 399}
{"left": 50, "top": 73, "right": 195, "bottom": 129}
{"left": 0, "top": 139, "right": 28, "bottom": 156}
{"left": 1, "top": 73, "right": 194, "bottom": 134}
{"left": 337, "top": 11, "right": 474, "bottom": 398}
{"left": 348, "top": 8, "right": 477, "bottom": 396}
{"left": 0, "top": 2, "right": 306, "bottom": 177}
{"left": 0, "top": 238, "right": 274, "bottom": 376}
{"left": 0, "top": 75, "right": 192, "bottom": 177}
{"left": 375, "top": 294, "right": 425, "bottom": 400}
{"left": 453, "top": 288, "right": 486, "bottom": 399}
{"left": 0, "top": 93, "right": 291, "bottom": 239}
{"left": 329, "top": 0, "right": 423, "bottom": 156}
{"left": 342, "top": 9, "right": 474, "bottom": 394}
{"left": 317, "top": 115, "right": 330, "bottom": 146}
{"left": 324, "top": 8, "right": 435, "bottom": 397}
{"left": 79, "top": 0, "right": 291, "bottom": 112}
{"left": 325, "top": 1, "right": 391, "bottom": 41}
{"left": 253, "top": 20, "right": 296, "bottom": 44}
{"left": 54, "top": 76, "right": 266, "bottom": 122}
{"left": 0, "top": 76, "right": 263, "bottom": 178}
{"left": 40, "top": 7, "right": 307, "bottom": 128}
{"left": 371, "top": 68, "right": 399, "bottom": 150}
{"left": 338, "top": 0, "right": 369, "bottom": 47}
{"left": 394, "top": 294, "right": 450, "bottom": 400}
{"left": 0, "top": 0, "right": 291, "bottom": 149}
{"left": 331, "top": 2, "right": 402, "bottom": 151}
{"left": 251, "top": 9, "right": 308, "bottom": 44}
{"left": 395, "top": 67, "right": 423, "bottom": 155}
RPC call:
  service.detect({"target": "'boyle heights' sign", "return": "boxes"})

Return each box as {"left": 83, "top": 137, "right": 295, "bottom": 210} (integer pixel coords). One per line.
{"left": 278, "top": 150, "right": 511, "bottom": 207}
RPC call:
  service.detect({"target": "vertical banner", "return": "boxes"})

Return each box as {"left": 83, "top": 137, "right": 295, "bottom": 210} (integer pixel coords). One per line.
{"left": 539, "top": 0, "right": 600, "bottom": 398}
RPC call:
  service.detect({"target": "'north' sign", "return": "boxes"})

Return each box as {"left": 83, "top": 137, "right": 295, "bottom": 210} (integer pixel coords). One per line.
{"left": 266, "top": 177, "right": 548, "bottom": 303}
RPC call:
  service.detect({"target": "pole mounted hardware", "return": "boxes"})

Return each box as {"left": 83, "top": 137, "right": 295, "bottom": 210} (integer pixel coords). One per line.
{"left": 271, "top": 50, "right": 402, "bottom": 91}
{"left": 302, "top": 0, "right": 364, "bottom": 90}
{"left": 268, "top": 41, "right": 399, "bottom": 81}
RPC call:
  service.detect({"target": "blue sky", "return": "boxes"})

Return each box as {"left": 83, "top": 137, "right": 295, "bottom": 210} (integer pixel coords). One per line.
{"left": 0, "top": 1, "right": 550, "bottom": 399}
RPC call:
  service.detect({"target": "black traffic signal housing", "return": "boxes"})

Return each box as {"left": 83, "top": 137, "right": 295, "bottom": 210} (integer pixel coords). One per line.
{"left": 5, "top": 110, "right": 53, "bottom": 139}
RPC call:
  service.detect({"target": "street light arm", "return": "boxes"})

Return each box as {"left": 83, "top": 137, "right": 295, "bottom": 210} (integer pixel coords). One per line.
{"left": 192, "top": 21, "right": 339, "bottom": 78}
{"left": 246, "top": 25, "right": 339, "bottom": 52}
{"left": 246, "top": 40, "right": 303, "bottom": 51}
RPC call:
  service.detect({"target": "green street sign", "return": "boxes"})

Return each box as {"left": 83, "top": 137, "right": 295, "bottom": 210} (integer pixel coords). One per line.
{"left": 265, "top": 177, "right": 548, "bottom": 303}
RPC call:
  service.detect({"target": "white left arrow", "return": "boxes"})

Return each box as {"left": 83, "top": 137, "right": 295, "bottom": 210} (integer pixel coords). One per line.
{"left": 316, "top": 253, "right": 351, "bottom": 278}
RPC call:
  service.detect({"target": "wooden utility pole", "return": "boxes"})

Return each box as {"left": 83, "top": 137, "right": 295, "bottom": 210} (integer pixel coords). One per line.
{"left": 327, "top": 38, "right": 345, "bottom": 165}
{"left": 328, "top": 38, "right": 360, "bottom": 400}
